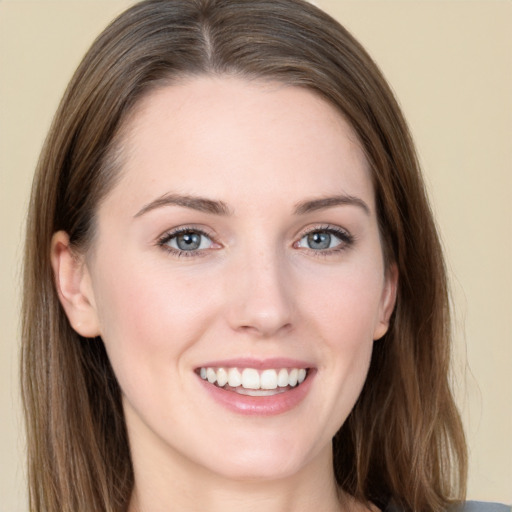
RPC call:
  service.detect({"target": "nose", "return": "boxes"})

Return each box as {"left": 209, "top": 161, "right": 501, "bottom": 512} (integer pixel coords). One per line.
{"left": 225, "top": 248, "right": 294, "bottom": 338}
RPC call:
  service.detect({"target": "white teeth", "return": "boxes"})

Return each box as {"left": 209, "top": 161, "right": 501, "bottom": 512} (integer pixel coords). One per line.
{"left": 242, "top": 368, "right": 260, "bottom": 389}
{"left": 199, "top": 366, "right": 309, "bottom": 390}
{"left": 235, "top": 387, "right": 287, "bottom": 397}
{"left": 206, "top": 368, "right": 217, "bottom": 384}
{"left": 260, "top": 369, "right": 278, "bottom": 390}
{"left": 227, "top": 368, "right": 242, "bottom": 387}
{"left": 277, "top": 368, "right": 289, "bottom": 387}
{"left": 216, "top": 367, "right": 228, "bottom": 387}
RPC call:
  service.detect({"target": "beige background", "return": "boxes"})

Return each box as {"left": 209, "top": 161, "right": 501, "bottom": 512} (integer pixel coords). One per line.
{"left": 0, "top": 1, "right": 510, "bottom": 510}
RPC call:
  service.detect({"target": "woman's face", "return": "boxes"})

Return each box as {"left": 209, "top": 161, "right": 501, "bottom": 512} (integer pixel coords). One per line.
{"left": 75, "top": 77, "right": 396, "bottom": 481}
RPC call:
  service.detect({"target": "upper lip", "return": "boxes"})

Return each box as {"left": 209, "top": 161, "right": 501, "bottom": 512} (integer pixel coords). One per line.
{"left": 195, "top": 357, "right": 315, "bottom": 370}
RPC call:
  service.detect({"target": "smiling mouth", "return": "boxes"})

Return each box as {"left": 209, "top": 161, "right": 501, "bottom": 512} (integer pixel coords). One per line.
{"left": 197, "top": 367, "right": 309, "bottom": 396}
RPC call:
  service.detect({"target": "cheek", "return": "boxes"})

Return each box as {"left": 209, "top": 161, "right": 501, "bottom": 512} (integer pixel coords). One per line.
{"left": 90, "top": 253, "right": 220, "bottom": 376}
{"left": 89, "top": 256, "right": 225, "bottom": 436}
{"left": 302, "top": 263, "right": 385, "bottom": 345}
{"left": 298, "top": 262, "right": 383, "bottom": 404}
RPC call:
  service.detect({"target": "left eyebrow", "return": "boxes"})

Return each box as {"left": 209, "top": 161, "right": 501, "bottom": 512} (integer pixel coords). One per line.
{"left": 293, "top": 194, "right": 370, "bottom": 216}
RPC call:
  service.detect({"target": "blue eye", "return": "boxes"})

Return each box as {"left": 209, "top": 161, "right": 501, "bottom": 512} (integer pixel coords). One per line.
{"left": 159, "top": 229, "right": 214, "bottom": 254}
{"left": 297, "top": 228, "right": 352, "bottom": 251}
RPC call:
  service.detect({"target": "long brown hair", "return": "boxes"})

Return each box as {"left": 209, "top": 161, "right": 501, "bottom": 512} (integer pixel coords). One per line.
{"left": 21, "top": 0, "right": 467, "bottom": 510}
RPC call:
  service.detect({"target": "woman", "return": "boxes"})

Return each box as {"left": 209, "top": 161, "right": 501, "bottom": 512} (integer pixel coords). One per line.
{"left": 21, "top": 0, "right": 486, "bottom": 510}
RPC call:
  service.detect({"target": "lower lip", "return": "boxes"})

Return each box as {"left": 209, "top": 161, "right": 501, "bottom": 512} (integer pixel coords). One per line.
{"left": 197, "top": 371, "right": 315, "bottom": 416}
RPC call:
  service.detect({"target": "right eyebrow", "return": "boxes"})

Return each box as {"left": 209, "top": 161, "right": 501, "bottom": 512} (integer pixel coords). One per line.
{"left": 134, "top": 193, "right": 232, "bottom": 218}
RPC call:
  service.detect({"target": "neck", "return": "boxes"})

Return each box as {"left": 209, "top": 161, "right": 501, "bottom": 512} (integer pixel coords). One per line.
{"left": 128, "top": 442, "right": 350, "bottom": 512}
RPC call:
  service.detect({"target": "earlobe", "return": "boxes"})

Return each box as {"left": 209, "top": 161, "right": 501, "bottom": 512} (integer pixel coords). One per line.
{"left": 373, "top": 263, "right": 398, "bottom": 341}
{"left": 50, "top": 231, "right": 101, "bottom": 338}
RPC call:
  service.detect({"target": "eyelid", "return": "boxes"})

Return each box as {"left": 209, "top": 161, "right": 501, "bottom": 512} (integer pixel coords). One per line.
{"left": 156, "top": 225, "right": 215, "bottom": 243}
{"left": 295, "top": 223, "right": 353, "bottom": 241}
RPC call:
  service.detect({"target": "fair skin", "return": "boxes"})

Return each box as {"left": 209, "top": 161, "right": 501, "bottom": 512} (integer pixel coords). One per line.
{"left": 52, "top": 76, "right": 397, "bottom": 512}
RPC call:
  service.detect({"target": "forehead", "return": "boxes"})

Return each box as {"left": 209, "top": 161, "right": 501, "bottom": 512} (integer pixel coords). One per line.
{"left": 105, "top": 75, "right": 374, "bottom": 215}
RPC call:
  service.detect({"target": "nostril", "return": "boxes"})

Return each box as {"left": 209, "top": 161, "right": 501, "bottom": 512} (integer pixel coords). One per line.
{"left": 236, "top": 322, "right": 293, "bottom": 337}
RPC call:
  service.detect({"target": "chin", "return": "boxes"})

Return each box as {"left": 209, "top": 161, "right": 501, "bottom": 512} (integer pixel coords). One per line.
{"left": 197, "top": 432, "right": 325, "bottom": 482}
{"left": 210, "top": 457, "right": 306, "bottom": 482}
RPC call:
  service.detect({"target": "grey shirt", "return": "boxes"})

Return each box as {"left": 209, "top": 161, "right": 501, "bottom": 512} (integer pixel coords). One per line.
{"left": 384, "top": 501, "right": 511, "bottom": 512}
{"left": 459, "top": 504, "right": 512, "bottom": 512}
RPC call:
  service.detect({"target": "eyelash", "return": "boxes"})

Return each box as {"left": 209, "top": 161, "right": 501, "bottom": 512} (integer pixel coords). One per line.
{"left": 295, "top": 224, "right": 355, "bottom": 257}
{"left": 157, "top": 226, "right": 216, "bottom": 258}
{"left": 156, "top": 224, "right": 355, "bottom": 258}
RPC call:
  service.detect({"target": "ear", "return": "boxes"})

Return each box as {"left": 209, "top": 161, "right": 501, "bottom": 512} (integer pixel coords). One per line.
{"left": 50, "top": 231, "right": 101, "bottom": 337}
{"left": 373, "top": 263, "right": 398, "bottom": 341}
